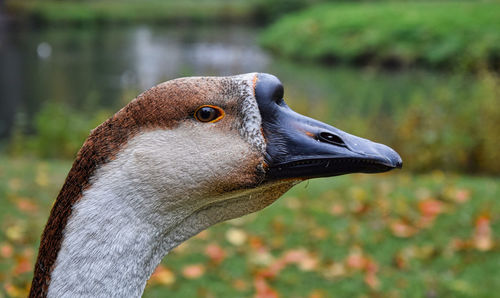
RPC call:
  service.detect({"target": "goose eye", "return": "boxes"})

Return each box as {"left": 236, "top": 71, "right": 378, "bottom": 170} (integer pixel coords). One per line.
{"left": 194, "top": 105, "right": 225, "bottom": 123}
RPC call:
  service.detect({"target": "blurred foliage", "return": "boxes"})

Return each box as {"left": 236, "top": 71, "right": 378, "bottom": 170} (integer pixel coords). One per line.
{"left": 253, "top": 0, "right": 321, "bottom": 23}
{"left": 7, "top": 102, "right": 111, "bottom": 159}
{"left": 6, "top": 0, "right": 324, "bottom": 25}
{"left": 5, "top": 0, "right": 256, "bottom": 24}
{"left": 260, "top": 1, "right": 500, "bottom": 70}
{"left": 0, "top": 156, "right": 499, "bottom": 297}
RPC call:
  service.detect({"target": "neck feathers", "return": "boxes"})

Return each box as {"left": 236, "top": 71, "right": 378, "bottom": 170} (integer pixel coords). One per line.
{"left": 29, "top": 84, "right": 179, "bottom": 297}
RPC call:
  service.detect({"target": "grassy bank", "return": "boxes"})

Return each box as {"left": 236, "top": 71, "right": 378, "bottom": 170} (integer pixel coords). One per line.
{"left": 0, "top": 156, "right": 499, "bottom": 297}
{"left": 5, "top": 0, "right": 257, "bottom": 24}
{"left": 260, "top": 2, "right": 500, "bottom": 70}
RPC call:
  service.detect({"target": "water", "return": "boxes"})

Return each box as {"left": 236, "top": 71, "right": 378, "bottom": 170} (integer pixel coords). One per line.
{"left": 0, "top": 24, "right": 270, "bottom": 138}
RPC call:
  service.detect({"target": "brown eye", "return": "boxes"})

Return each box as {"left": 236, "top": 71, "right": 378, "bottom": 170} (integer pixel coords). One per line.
{"left": 194, "top": 105, "right": 225, "bottom": 123}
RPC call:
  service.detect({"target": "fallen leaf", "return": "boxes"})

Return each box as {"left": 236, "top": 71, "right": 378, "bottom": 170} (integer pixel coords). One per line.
{"left": 182, "top": 264, "right": 205, "bottom": 279}
{"left": 249, "top": 249, "right": 274, "bottom": 266}
{"left": 204, "top": 243, "right": 226, "bottom": 263}
{"left": 453, "top": 188, "right": 470, "bottom": 203}
{"left": 249, "top": 235, "right": 265, "bottom": 251}
{"left": 394, "top": 252, "right": 407, "bottom": 269}
{"left": 16, "top": 198, "right": 39, "bottom": 214}
{"left": 308, "top": 289, "right": 325, "bottom": 298}
{"left": 346, "top": 252, "right": 365, "bottom": 270}
{"left": 6, "top": 224, "right": 24, "bottom": 242}
{"left": 0, "top": 243, "right": 14, "bottom": 258}
{"left": 14, "top": 256, "right": 32, "bottom": 275}
{"left": 260, "top": 259, "right": 286, "bottom": 278}
{"left": 298, "top": 254, "right": 319, "bottom": 271}
{"left": 323, "top": 262, "right": 346, "bottom": 279}
{"left": 173, "top": 242, "right": 189, "bottom": 254}
{"left": 364, "top": 270, "right": 380, "bottom": 290}
{"left": 329, "top": 203, "right": 345, "bottom": 216}
{"left": 226, "top": 228, "right": 247, "bottom": 246}
{"left": 390, "top": 220, "right": 417, "bottom": 238}
{"left": 473, "top": 215, "right": 493, "bottom": 251}
{"left": 4, "top": 282, "right": 24, "bottom": 297}
{"left": 254, "top": 276, "right": 279, "bottom": 298}
{"left": 418, "top": 199, "right": 444, "bottom": 218}
{"left": 149, "top": 265, "right": 175, "bottom": 286}
{"left": 283, "top": 249, "right": 308, "bottom": 263}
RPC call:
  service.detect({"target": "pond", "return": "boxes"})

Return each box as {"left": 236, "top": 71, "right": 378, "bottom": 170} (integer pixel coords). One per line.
{"left": 0, "top": 24, "right": 271, "bottom": 138}
{"left": 1, "top": 23, "right": 497, "bottom": 173}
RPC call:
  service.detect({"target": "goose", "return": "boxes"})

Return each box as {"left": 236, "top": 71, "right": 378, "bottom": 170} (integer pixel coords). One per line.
{"left": 29, "top": 73, "right": 402, "bottom": 297}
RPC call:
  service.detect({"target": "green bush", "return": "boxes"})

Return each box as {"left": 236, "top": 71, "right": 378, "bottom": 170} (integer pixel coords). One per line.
{"left": 6, "top": 0, "right": 255, "bottom": 24}
{"left": 8, "top": 102, "right": 111, "bottom": 159}
{"left": 394, "top": 72, "right": 500, "bottom": 173}
{"left": 260, "top": 2, "right": 500, "bottom": 70}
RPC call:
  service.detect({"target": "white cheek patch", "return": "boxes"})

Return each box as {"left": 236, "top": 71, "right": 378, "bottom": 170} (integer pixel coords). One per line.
{"left": 48, "top": 126, "right": 262, "bottom": 297}
{"left": 232, "top": 73, "right": 266, "bottom": 155}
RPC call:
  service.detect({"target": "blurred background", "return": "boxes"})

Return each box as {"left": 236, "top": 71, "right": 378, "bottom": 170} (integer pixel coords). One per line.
{"left": 0, "top": 0, "right": 499, "bottom": 297}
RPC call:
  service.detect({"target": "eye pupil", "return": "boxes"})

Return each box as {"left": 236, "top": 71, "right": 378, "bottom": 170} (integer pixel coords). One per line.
{"left": 199, "top": 107, "right": 214, "bottom": 121}
{"left": 195, "top": 105, "right": 223, "bottom": 123}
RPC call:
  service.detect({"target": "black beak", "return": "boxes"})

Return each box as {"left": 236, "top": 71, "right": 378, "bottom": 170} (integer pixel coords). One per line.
{"left": 255, "top": 73, "right": 402, "bottom": 181}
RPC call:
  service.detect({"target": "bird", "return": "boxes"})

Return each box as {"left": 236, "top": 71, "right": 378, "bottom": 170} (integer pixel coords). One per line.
{"left": 29, "top": 73, "right": 402, "bottom": 297}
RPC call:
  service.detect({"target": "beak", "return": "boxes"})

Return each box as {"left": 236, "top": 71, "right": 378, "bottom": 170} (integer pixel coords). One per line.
{"left": 254, "top": 73, "right": 402, "bottom": 181}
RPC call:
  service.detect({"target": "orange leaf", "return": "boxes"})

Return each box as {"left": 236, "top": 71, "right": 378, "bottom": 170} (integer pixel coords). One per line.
{"left": 346, "top": 251, "right": 366, "bottom": 270}
{"left": 299, "top": 254, "right": 319, "bottom": 272}
{"left": 418, "top": 199, "right": 443, "bottom": 218}
{"left": 473, "top": 215, "right": 493, "bottom": 251}
{"left": 308, "top": 289, "right": 325, "bottom": 298}
{"left": 260, "top": 259, "right": 286, "bottom": 278}
{"left": 182, "top": 264, "right": 205, "bottom": 279}
{"left": 0, "top": 243, "right": 14, "bottom": 258}
{"left": 254, "top": 276, "right": 279, "bottom": 298}
{"left": 16, "top": 198, "right": 39, "bottom": 214}
{"left": 204, "top": 243, "right": 226, "bottom": 263}
{"left": 451, "top": 188, "right": 471, "bottom": 203}
{"left": 14, "top": 256, "right": 32, "bottom": 275}
{"left": 363, "top": 258, "right": 380, "bottom": 290}
{"left": 364, "top": 271, "right": 380, "bottom": 290}
{"left": 329, "top": 203, "right": 345, "bottom": 216}
{"left": 249, "top": 236, "right": 265, "bottom": 251}
{"left": 390, "top": 220, "right": 417, "bottom": 238}
{"left": 149, "top": 265, "right": 175, "bottom": 286}
{"left": 283, "top": 249, "right": 308, "bottom": 264}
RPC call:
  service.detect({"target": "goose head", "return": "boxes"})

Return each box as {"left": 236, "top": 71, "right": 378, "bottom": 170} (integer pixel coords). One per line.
{"left": 30, "top": 73, "right": 401, "bottom": 297}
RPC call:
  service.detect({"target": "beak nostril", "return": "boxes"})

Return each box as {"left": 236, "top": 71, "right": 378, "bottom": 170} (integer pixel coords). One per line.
{"left": 318, "top": 132, "right": 346, "bottom": 147}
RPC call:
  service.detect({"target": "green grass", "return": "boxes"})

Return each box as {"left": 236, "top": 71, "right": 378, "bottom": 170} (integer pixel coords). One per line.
{"left": 1, "top": 155, "right": 499, "bottom": 297}
{"left": 6, "top": 0, "right": 257, "bottom": 24}
{"left": 260, "top": 1, "right": 500, "bottom": 70}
